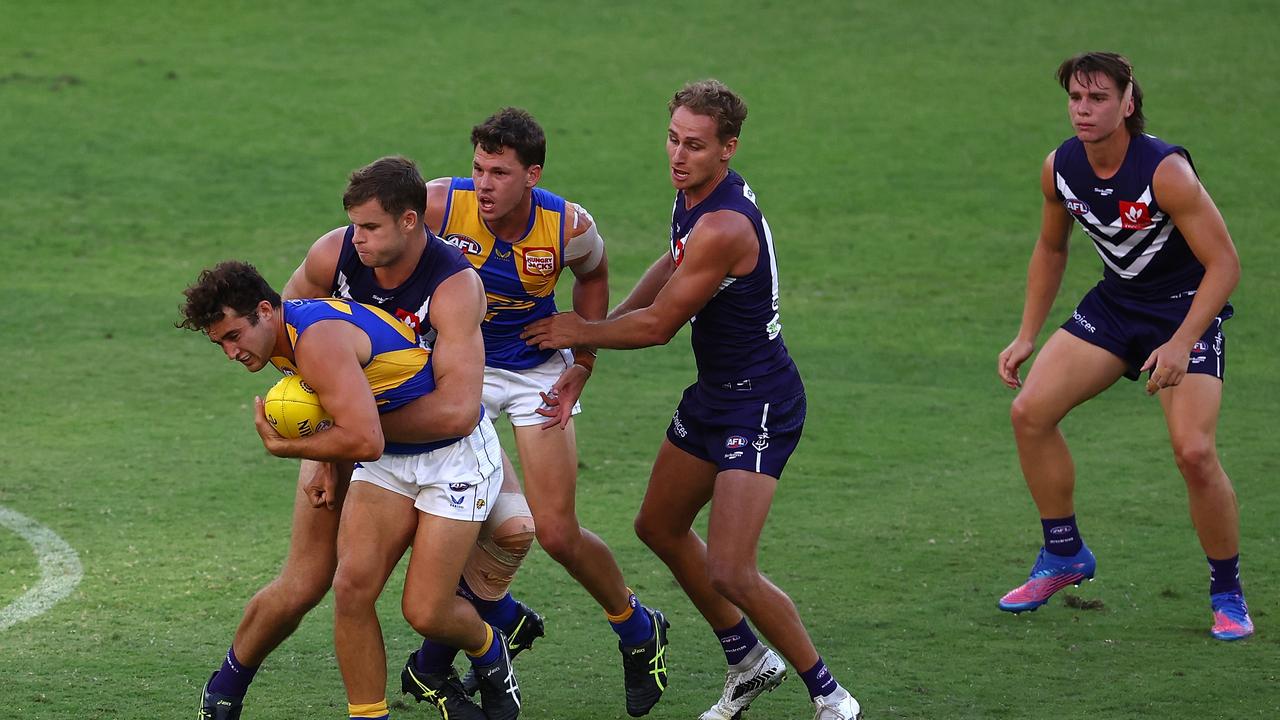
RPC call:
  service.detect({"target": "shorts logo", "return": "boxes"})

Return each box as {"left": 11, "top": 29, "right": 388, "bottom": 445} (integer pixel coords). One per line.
{"left": 672, "top": 410, "right": 688, "bottom": 438}
{"left": 523, "top": 249, "right": 556, "bottom": 276}
{"left": 752, "top": 432, "right": 770, "bottom": 452}
{"left": 1192, "top": 341, "right": 1207, "bottom": 354}
{"left": 476, "top": 498, "right": 486, "bottom": 510}
{"left": 1064, "top": 199, "right": 1090, "bottom": 215}
{"left": 443, "top": 233, "right": 482, "bottom": 255}
{"left": 1213, "top": 331, "right": 1223, "bottom": 356}
{"left": 1049, "top": 525, "right": 1072, "bottom": 536}
{"left": 725, "top": 451, "right": 743, "bottom": 460}
{"left": 1119, "top": 201, "right": 1151, "bottom": 229}
{"left": 449, "top": 483, "right": 471, "bottom": 492}
{"left": 449, "top": 494, "right": 466, "bottom": 507}
{"left": 726, "top": 436, "right": 748, "bottom": 449}
{"left": 1072, "top": 310, "right": 1096, "bottom": 334}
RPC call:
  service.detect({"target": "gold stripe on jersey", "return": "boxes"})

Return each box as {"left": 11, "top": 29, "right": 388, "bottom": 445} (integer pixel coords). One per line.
{"left": 444, "top": 188, "right": 563, "bottom": 299}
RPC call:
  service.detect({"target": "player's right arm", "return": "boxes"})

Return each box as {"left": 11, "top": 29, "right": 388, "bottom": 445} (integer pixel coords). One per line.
{"left": 607, "top": 253, "right": 677, "bottom": 319}
{"left": 283, "top": 227, "right": 347, "bottom": 300}
{"left": 377, "top": 268, "right": 487, "bottom": 442}
{"left": 423, "top": 177, "right": 453, "bottom": 235}
{"left": 998, "top": 150, "right": 1073, "bottom": 389}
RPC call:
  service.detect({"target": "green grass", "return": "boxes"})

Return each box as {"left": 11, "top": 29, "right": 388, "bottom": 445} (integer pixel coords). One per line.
{"left": 2, "top": 1, "right": 1279, "bottom": 717}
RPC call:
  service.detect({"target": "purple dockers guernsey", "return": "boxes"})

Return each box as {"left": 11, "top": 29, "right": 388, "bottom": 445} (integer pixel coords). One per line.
{"left": 670, "top": 169, "right": 802, "bottom": 399}
{"left": 666, "top": 170, "right": 806, "bottom": 478}
{"left": 1052, "top": 133, "right": 1233, "bottom": 380}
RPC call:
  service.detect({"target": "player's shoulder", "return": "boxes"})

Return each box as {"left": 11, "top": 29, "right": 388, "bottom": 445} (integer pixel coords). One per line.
{"left": 562, "top": 200, "right": 596, "bottom": 239}
{"left": 690, "top": 207, "right": 755, "bottom": 247}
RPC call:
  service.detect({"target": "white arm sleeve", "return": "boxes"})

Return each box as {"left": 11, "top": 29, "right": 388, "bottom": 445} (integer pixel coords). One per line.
{"left": 563, "top": 205, "right": 605, "bottom": 273}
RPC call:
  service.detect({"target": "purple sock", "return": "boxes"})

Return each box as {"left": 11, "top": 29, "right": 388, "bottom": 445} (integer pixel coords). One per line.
{"left": 609, "top": 594, "right": 654, "bottom": 647}
{"left": 798, "top": 657, "right": 838, "bottom": 699}
{"left": 467, "top": 624, "right": 504, "bottom": 667}
{"left": 1208, "top": 554, "right": 1242, "bottom": 595}
{"left": 207, "top": 646, "right": 258, "bottom": 698}
{"left": 458, "top": 578, "right": 521, "bottom": 630}
{"left": 415, "top": 639, "right": 461, "bottom": 674}
{"left": 1041, "top": 515, "right": 1082, "bottom": 557}
{"left": 714, "top": 618, "right": 759, "bottom": 666}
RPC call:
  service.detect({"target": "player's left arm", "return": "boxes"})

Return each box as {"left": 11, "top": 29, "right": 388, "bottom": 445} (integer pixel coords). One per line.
{"left": 253, "top": 321, "right": 385, "bottom": 461}
{"left": 1141, "top": 153, "right": 1241, "bottom": 393}
{"left": 535, "top": 203, "right": 611, "bottom": 428}
{"left": 377, "top": 269, "right": 487, "bottom": 442}
{"left": 523, "top": 209, "right": 755, "bottom": 350}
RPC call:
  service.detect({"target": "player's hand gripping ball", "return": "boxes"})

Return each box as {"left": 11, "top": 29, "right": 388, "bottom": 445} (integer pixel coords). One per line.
{"left": 264, "top": 375, "right": 333, "bottom": 438}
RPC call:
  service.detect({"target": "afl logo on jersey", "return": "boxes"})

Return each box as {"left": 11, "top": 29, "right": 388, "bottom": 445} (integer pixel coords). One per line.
{"left": 1064, "top": 199, "right": 1090, "bottom": 215}
{"left": 443, "top": 233, "right": 482, "bottom": 255}
{"left": 1119, "top": 201, "right": 1152, "bottom": 230}
{"left": 524, "top": 249, "right": 556, "bottom": 276}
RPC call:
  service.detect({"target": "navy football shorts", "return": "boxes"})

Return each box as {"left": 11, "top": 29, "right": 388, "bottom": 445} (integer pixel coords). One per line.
{"left": 665, "top": 382, "right": 805, "bottom": 479}
{"left": 1061, "top": 284, "right": 1231, "bottom": 381}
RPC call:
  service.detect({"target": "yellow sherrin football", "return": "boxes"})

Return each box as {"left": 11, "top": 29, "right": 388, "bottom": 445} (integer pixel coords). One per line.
{"left": 263, "top": 374, "right": 333, "bottom": 439}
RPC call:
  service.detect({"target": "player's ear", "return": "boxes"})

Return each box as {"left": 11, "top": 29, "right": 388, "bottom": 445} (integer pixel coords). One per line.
{"left": 720, "top": 137, "right": 738, "bottom": 162}
{"left": 1123, "top": 83, "right": 1134, "bottom": 117}
{"left": 256, "top": 300, "right": 274, "bottom": 321}
{"left": 526, "top": 164, "right": 542, "bottom": 189}
{"left": 400, "top": 209, "right": 419, "bottom": 232}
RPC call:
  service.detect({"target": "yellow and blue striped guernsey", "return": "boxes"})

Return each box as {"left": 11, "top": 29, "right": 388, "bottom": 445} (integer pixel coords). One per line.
{"left": 437, "top": 178, "right": 568, "bottom": 370}
{"left": 269, "top": 298, "right": 451, "bottom": 454}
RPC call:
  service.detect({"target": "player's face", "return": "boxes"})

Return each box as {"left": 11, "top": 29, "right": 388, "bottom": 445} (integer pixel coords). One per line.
{"left": 206, "top": 304, "right": 275, "bottom": 373}
{"left": 1066, "top": 71, "right": 1132, "bottom": 143}
{"left": 346, "top": 198, "right": 414, "bottom": 268}
{"left": 667, "top": 106, "right": 736, "bottom": 193}
{"left": 472, "top": 147, "right": 539, "bottom": 224}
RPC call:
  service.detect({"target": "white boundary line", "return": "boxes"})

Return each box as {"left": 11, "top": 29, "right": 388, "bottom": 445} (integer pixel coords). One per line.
{"left": 0, "top": 505, "right": 83, "bottom": 632}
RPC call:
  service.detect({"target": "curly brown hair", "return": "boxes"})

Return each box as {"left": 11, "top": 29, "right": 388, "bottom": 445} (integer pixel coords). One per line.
{"left": 176, "top": 260, "right": 280, "bottom": 332}
{"left": 471, "top": 108, "right": 546, "bottom": 169}
{"left": 669, "top": 79, "right": 748, "bottom": 142}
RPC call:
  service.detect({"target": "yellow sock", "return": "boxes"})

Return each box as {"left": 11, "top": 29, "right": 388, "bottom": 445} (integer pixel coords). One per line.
{"left": 465, "top": 622, "right": 495, "bottom": 658}
{"left": 348, "top": 699, "right": 389, "bottom": 718}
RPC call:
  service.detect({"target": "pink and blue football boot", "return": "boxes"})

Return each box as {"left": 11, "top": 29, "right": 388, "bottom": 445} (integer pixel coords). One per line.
{"left": 1210, "top": 592, "right": 1254, "bottom": 641}
{"left": 999, "top": 545, "right": 1096, "bottom": 613}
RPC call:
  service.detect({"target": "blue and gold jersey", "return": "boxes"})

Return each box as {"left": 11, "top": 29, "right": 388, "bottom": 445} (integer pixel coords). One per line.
{"left": 270, "top": 298, "right": 452, "bottom": 455}
{"left": 437, "top": 178, "right": 567, "bottom": 370}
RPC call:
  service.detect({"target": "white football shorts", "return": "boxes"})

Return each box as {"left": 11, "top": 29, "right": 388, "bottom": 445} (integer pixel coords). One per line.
{"left": 351, "top": 415, "right": 503, "bottom": 521}
{"left": 483, "top": 350, "right": 583, "bottom": 427}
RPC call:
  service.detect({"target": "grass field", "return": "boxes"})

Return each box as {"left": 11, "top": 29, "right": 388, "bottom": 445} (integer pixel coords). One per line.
{"left": 2, "top": 1, "right": 1279, "bottom": 718}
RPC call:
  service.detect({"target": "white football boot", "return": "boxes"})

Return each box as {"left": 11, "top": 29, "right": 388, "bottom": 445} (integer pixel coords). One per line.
{"left": 812, "top": 687, "right": 862, "bottom": 720}
{"left": 698, "top": 645, "right": 787, "bottom": 720}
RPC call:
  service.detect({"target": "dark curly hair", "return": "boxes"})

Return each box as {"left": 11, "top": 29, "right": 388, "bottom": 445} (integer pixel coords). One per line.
{"left": 177, "top": 260, "right": 280, "bottom": 332}
{"left": 669, "top": 79, "right": 748, "bottom": 142}
{"left": 471, "top": 108, "right": 546, "bottom": 169}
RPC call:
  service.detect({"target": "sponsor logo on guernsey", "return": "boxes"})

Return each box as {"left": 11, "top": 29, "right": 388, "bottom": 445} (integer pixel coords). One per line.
{"left": 395, "top": 309, "right": 424, "bottom": 335}
{"left": 1119, "top": 201, "right": 1152, "bottom": 229}
{"left": 1093, "top": 187, "right": 1114, "bottom": 196}
{"left": 672, "top": 234, "right": 689, "bottom": 266}
{"left": 726, "top": 436, "right": 748, "bottom": 449}
{"left": 1072, "top": 310, "right": 1096, "bottom": 334}
{"left": 523, "top": 249, "right": 556, "bottom": 276}
{"left": 1064, "top": 199, "right": 1090, "bottom": 215}
{"left": 443, "top": 233, "right": 482, "bottom": 255}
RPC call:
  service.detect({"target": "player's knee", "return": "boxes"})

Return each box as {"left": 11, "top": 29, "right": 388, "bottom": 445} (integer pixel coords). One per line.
{"left": 534, "top": 516, "right": 582, "bottom": 564}
{"left": 463, "top": 501, "right": 536, "bottom": 601}
{"left": 707, "top": 560, "right": 758, "bottom": 606}
{"left": 1010, "top": 394, "right": 1053, "bottom": 434}
{"left": 1172, "top": 436, "right": 1220, "bottom": 483}
{"left": 331, "top": 565, "right": 380, "bottom": 611}
{"left": 634, "top": 510, "right": 678, "bottom": 555}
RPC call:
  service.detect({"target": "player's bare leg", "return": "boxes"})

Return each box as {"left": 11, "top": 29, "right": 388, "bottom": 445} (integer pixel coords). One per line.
{"left": 401, "top": 513, "right": 490, "bottom": 650}
{"left": 514, "top": 421, "right": 630, "bottom": 613}
{"left": 231, "top": 461, "right": 343, "bottom": 665}
{"left": 201, "top": 461, "right": 347, "bottom": 717}
{"left": 1158, "top": 375, "right": 1238, "bottom": 556}
{"left": 332, "top": 482, "right": 418, "bottom": 707}
{"left": 634, "top": 441, "right": 734, "bottom": 627}
{"left": 1011, "top": 330, "right": 1127, "bottom": 517}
